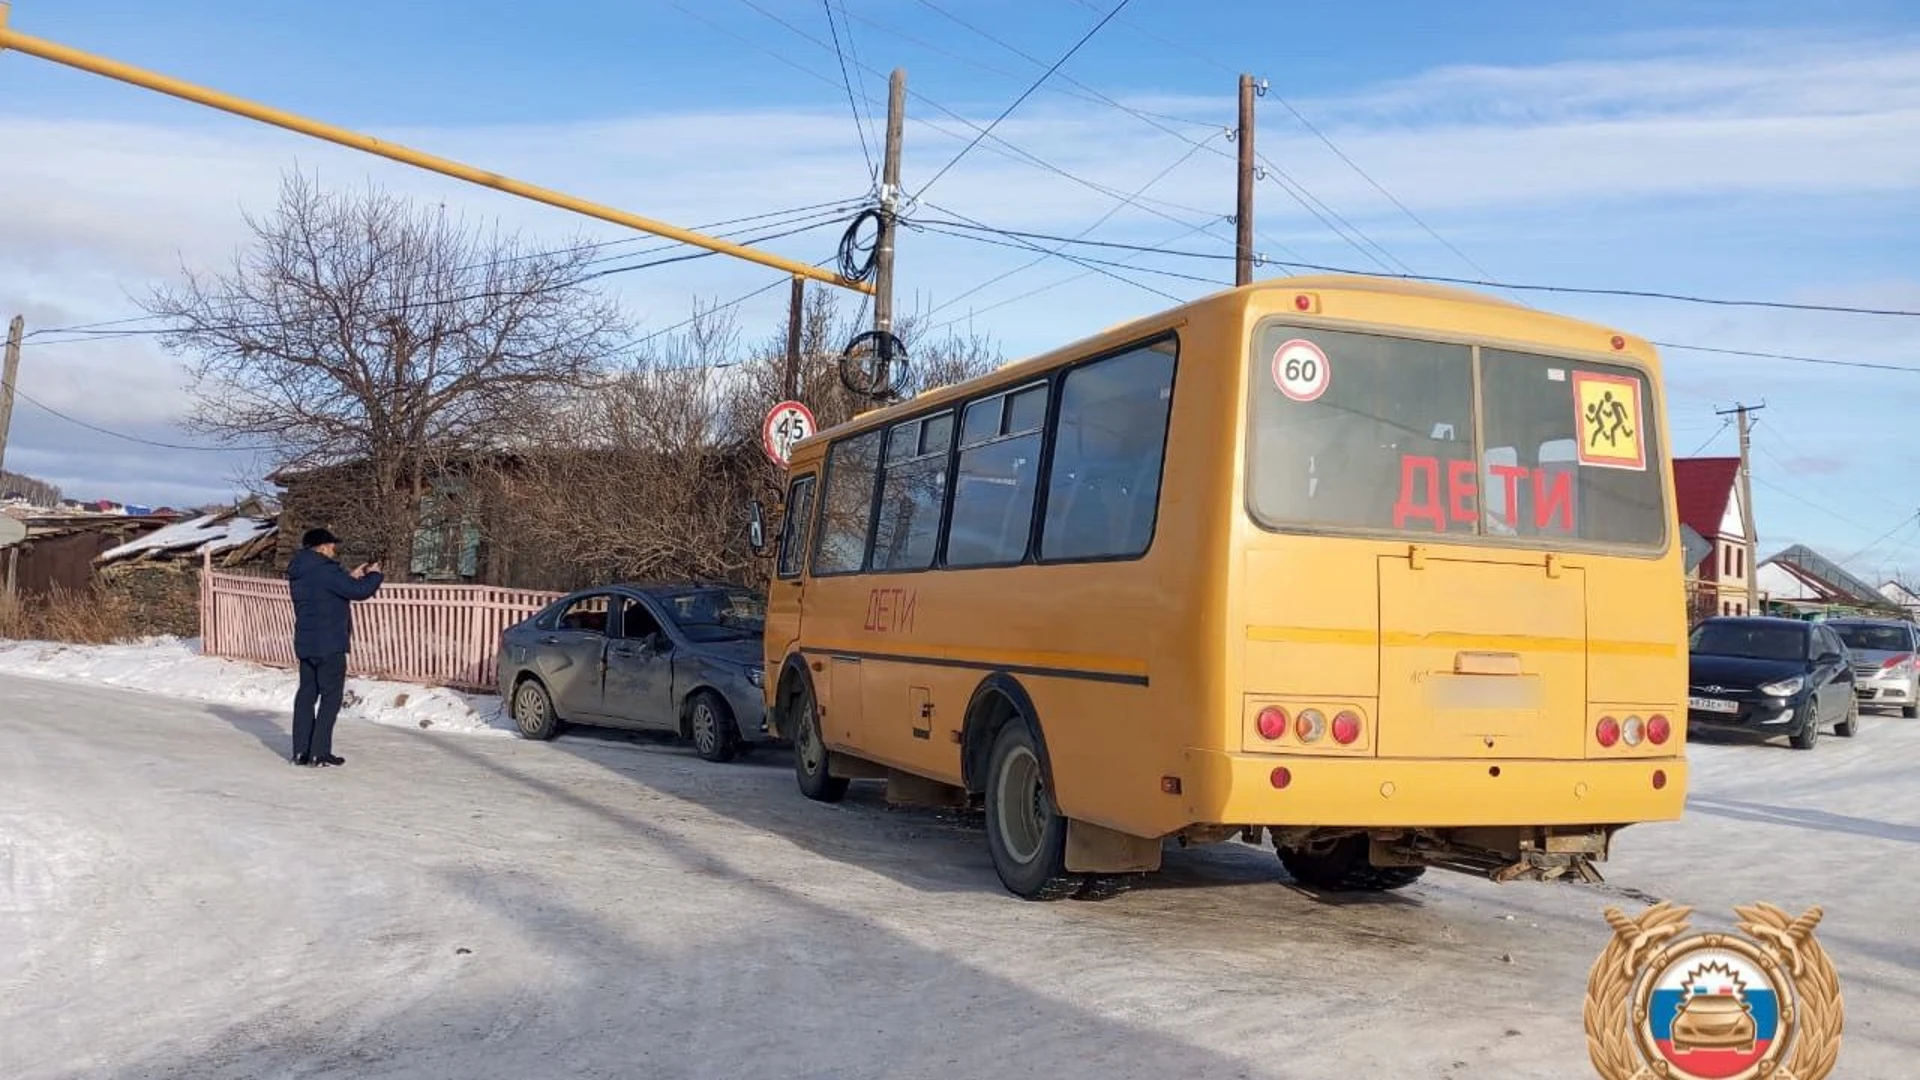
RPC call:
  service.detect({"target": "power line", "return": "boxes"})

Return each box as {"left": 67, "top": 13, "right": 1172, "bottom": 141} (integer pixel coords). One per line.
{"left": 928, "top": 216, "right": 1223, "bottom": 335}
{"left": 1687, "top": 420, "right": 1731, "bottom": 456}
{"left": 24, "top": 214, "right": 860, "bottom": 348}
{"left": 729, "top": 0, "right": 1234, "bottom": 242}
{"left": 6, "top": 386, "right": 272, "bottom": 453}
{"left": 908, "top": 215, "right": 1211, "bottom": 292}
{"left": 924, "top": 130, "right": 1226, "bottom": 319}
{"left": 890, "top": 219, "right": 1920, "bottom": 319}
{"left": 912, "top": 0, "right": 1134, "bottom": 203}
{"left": 24, "top": 199, "right": 868, "bottom": 344}
{"left": 822, "top": 0, "right": 877, "bottom": 181}
{"left": 1654, "top": 342, "right": 1920, "bottom": 374}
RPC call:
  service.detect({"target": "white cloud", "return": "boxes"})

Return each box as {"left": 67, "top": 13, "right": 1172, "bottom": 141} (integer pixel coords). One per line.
{"left": 0, "top": 22, "right": 1912, "bottom": 584}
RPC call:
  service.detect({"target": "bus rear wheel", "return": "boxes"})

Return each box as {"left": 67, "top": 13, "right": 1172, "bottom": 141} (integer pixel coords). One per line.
{"left": 792, "top": 681, "right": 848, "bottom": 803}
{"left": 984, "top": 722, "right": 1082, "bottom": 901}
{"left": 1277, "top": 834, "right": 1426, "bottom": 892}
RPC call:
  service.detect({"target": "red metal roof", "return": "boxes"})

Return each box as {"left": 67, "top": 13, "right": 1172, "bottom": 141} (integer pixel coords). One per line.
{"left": 1673, "top": 457, "right": 1741, "bottom": 540}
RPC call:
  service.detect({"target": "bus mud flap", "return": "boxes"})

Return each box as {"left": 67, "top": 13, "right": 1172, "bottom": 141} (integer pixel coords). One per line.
{"left": 1065, "top": 819, "right": 1163, "bottom": 874}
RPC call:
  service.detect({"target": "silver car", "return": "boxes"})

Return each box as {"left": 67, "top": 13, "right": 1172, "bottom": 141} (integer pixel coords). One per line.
{"left": 1826, "top": 618, "right": 1920, "bottom": 718}
{"left": 496, "top": 583, "right": 771, "bottom": 761}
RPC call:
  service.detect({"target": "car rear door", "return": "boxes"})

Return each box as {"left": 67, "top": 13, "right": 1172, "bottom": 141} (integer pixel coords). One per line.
{"left": 540, "top": 593, "right": 614, "bottom": 719}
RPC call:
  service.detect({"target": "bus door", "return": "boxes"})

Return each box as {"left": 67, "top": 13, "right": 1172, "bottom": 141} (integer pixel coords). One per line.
{"left": 767, "top": 471, "right": 818, "bottom": 686}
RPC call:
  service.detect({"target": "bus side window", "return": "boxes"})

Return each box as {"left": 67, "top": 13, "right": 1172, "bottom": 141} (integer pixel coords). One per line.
{"left": 1041, "top": 341, "right": 1176, "bottom": 561}
{"left": 945, "top": 384, "right": 1048, "bottom": 567}
{"left": 776, "top": 474, "right": 817, "bottom": 579}
{"left": 812, "top": 430, "right": 884, "bottom": 575}
{"left": 872, "top": 412, "right": 953, "bottom": 572}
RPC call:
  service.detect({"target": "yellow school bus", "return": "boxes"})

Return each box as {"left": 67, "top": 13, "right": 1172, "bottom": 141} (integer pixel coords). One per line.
{"left": 760, "top": 274, "right": 1686, "bottom": 900}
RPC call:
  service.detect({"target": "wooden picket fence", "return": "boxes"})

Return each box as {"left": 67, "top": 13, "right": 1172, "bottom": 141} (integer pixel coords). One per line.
{"left": 198, "top": 557, "right": 561, "bottom": 692}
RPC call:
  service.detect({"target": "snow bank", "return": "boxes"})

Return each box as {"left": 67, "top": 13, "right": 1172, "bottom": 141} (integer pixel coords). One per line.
{"left": 0, "top": 637, "right": 514, "bottom": 737}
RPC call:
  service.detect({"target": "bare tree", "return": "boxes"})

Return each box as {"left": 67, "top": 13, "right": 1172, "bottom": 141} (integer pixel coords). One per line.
{"left": 0, "top": 471, "right": 61, "bottom": 507}
{"left": 504, "top": 291, "right": 1002, "bottom": 589}
{"left": 146, "top": 170, "right": 627, "bottom": 571}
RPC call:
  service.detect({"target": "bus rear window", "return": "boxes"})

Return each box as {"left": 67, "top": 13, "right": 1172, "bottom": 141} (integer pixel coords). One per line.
{"left": 1246, "top": 324, "right": 1665, "bottom": 548}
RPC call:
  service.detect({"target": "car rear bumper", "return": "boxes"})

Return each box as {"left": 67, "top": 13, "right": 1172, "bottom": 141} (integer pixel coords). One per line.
{"left": 1182, "top": 750, "right": 1686, "bottom": 828}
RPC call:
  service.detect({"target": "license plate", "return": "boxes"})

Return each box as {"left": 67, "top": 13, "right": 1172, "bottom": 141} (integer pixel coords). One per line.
{"left": 1688, "top": 696, "right": 1739, "bottom": 714}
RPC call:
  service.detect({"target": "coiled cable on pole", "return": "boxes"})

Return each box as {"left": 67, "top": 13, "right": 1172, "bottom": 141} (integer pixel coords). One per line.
{"left": 836, "top": 209, "right": 883, "bottom": 284}
{"left": 839, "top": 329, "right": 907, "bottom": 400}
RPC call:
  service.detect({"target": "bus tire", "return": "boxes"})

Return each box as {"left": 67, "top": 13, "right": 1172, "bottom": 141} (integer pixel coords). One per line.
{"left": 1073, "top": 875, "right": 1135, "bottom": 902}
{"left": 984, "top": 721, "right": 1082, "bottom": 901}
{"left": 792, "top": 679, "right": 848, "bottom": 803}
{"left": 1277, "top": 834, "right": 1426, "bottom": 892}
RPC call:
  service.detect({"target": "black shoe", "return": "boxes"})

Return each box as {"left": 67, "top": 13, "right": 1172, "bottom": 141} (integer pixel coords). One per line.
{"left": 291, "top": 753, "right": 311, "bottom": 766}
{"left": 319, "top": 755, "right": 345, "bottom": 767}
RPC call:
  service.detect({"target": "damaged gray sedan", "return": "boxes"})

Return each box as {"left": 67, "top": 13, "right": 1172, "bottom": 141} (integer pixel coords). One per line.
{"left": 496, "top": 583, "right": 771, "bottom": 762}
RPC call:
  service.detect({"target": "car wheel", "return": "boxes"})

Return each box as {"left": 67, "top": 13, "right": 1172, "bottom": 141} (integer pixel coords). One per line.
{"left": 1904, "top": 703, "right": 1918, "bottom": 719}
{"left": 511, "top": 678, "right": 559, "bottom": 741}
{"left": 688, "top": 690, "right": 739, "bottom": 763}
{"left": 1835, "top": 695, "right": 1860, "bottom": 738}
{"left": 792, "top": 680, "right": 848, "bottom": 803}
{"left": 1788, "top": 700, "right": 1821, "bottom": 750}
{"left": 983, "top": 721, "right": 1082, "bottom": 901}
{"left": 1277, "top": 834, "right": 1427, "bottom": 891}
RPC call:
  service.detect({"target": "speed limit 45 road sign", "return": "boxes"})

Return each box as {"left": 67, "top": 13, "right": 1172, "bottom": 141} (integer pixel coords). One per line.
{"left": 761, "top": 400, "right": 818, "bottom": 467}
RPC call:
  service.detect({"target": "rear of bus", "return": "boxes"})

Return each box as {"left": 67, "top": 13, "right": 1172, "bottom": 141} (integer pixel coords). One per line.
{"left": 1202, "top": 281, "right": 1687, "bottom": 887}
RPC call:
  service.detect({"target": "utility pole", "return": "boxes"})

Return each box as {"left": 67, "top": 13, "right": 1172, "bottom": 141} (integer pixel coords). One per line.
{"left": 784, "top": 276, "right": 804, "bottom": 403}
{"left": 0, "top": 315, "right": 22, "bottom": 479}
{"left": 1718, "top": 401, "right": 1766, "bottom": 615}
{"left": 874, "top": 68, "right": 906, "bottom": 348}
{"left": 1234, "top": 73, "right": 1256, "bottom": 287}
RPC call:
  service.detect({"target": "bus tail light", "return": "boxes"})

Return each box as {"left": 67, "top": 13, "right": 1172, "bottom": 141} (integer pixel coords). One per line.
{"left": 1647, "top": 714, "right": 1672, "bottom": 745}
{"left": 1294, "top": 709, "right": 1326, "bottom": 743}
{"left": 1256, "top": 706, "right": 1289, "bottom": 741}
{"left": 1596, "top": 716, "right": 1621, "bottom": 748}
{"left": 1331, "top": 710, "right": 1362, "bottom": 745}
{"left": 1270, "top": 766, "right": 1292, "bottom": 789}
{"left": 1621, "top": 716, "right": 1645, "bottom": 747}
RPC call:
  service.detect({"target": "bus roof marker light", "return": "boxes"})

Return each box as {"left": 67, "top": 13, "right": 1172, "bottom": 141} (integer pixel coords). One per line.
{"left": 1610, "top": 335, "right": 1626, "bottom": 350}
{"left": 1294, "top": 293, "right": 1317, "bottom": 312}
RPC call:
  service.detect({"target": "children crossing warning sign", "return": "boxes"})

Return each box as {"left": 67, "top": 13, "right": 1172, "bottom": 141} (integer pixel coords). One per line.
{"left": 1573, "top": 371, "right": 1646, "bottom": 470}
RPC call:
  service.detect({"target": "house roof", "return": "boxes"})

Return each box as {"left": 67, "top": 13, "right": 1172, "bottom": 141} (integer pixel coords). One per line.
{"left": 1672, "top": 457, "right": 1742, "bottom": 540}
{"left": 95, "top": 510, "right": 278, "bottom": 566}
{"left": 1763, "top": 544, "right": 1899, "bottom": 611}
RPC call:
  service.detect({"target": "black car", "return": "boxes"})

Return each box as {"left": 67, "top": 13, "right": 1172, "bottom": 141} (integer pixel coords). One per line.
{"left": 496, "top": 583, "right": 769, "bottom": 762}
{"left": 1686, "top": 616, "right": 1859, "bottom": 749}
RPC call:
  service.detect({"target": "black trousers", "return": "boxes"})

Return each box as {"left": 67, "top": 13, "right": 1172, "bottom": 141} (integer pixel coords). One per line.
{"left": 292, "top": 653, "right": 348, "bottom": 759}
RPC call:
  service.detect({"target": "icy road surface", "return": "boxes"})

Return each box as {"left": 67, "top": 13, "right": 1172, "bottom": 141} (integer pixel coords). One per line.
{"left": 2, "top": 673, "right": 1915, "bottom": 1079}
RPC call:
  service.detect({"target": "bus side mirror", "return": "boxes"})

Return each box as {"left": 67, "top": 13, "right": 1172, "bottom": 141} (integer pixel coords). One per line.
{"left": 748, "top": 500, "right": 768, "bottom": 554}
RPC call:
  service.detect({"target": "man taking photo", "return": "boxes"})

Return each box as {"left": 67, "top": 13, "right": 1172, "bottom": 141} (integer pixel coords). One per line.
{"left": 286, "top": 527, "right": 384, "bottom": 767}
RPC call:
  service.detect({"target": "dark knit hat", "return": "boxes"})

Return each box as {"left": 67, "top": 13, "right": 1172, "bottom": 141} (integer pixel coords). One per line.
{"left": 301, "top": 527, "right": 340, "bottom": 549}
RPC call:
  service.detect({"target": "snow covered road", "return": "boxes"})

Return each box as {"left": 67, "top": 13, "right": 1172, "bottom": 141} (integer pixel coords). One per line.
{"left": 2, "top": 672, "right": 1916, "bottom": 1079}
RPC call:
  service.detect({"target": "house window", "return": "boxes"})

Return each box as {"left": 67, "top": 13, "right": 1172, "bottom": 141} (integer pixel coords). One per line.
{"left": 412, "top": 477, "right": 480, "bottom": 581}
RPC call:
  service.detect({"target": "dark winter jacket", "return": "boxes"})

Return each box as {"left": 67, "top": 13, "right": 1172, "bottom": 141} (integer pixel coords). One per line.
{"left": 287, "top": 547, "right": 384, "bottom": 659}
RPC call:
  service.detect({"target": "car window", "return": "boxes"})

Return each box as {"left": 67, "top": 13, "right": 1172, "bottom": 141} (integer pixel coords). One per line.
{"left": 556, "top": 594, "right": 610, "bottom": 635}
{"left": 1690, "top": 621, "right": 1805, "bottom": 662}
{"left": 655, "top": 588, "right": 766, "bottom": 643}
{"left": 620, "top": 598, "right": 663, "bottom": 640}
{"left": 1831, "top": 623, "right": 1912, "bottom": 653}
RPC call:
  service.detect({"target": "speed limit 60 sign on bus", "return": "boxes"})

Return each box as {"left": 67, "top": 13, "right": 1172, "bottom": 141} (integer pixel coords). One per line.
{"left": 761, "top": 400, "right": 818, "bottom": 467}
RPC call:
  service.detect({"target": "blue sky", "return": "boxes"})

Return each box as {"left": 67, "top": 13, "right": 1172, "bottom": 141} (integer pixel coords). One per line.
{"left": 1, "top": 1, "right": 1916, "bottom": 577}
